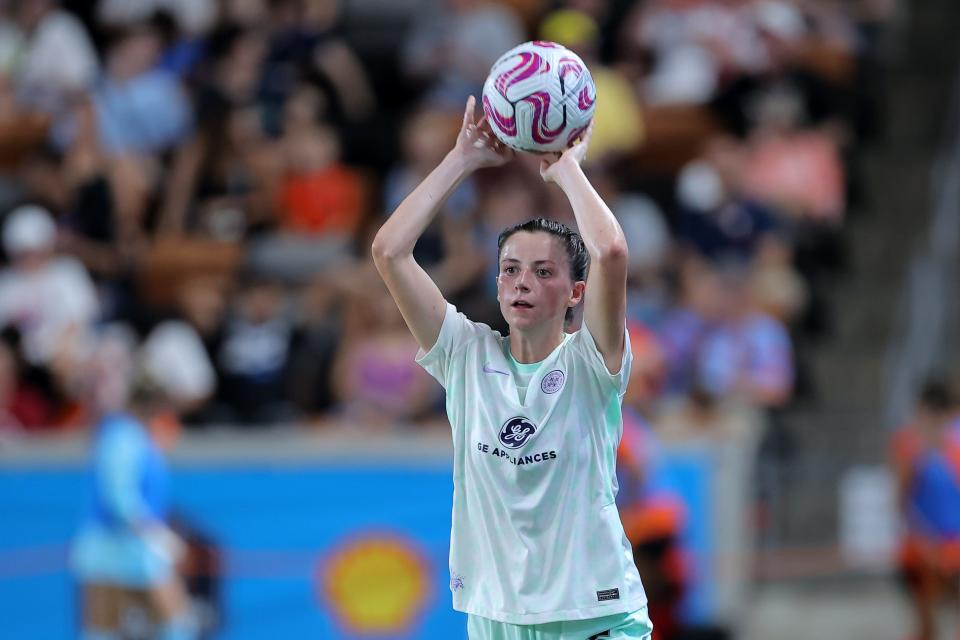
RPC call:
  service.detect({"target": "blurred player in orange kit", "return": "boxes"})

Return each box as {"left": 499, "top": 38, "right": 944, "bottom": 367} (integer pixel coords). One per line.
{"left": 890, "top": 380, "right": 960, "bottom": 640}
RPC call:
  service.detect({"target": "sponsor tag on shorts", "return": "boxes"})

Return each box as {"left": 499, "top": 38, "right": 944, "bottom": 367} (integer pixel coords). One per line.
{"left": 596, "top": 588, "right": 620, "bottom": 602}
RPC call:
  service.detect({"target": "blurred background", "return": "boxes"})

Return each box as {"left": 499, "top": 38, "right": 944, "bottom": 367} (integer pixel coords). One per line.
{"left": 0, "top": 0, "right": 958, "bottom": 638}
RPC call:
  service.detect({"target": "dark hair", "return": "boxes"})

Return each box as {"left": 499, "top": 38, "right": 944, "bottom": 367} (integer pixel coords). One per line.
{"left": 497, "top": 218, "right": 589, "bottom": 324}
{"left": 918, "top": 378, "right": 956, "bottom": 414}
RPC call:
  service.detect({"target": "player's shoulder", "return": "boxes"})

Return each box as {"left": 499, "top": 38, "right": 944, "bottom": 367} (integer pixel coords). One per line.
{"left": 565, "top": 320, "right": 624, "bottom": 358}
{"left": 95, "top": 413, "right": 147, "bottom": 452}
{"left": 443, "top": 304, "right": 506, "bottom": 355}
{"left": 562, "top": 321, "right": 631, "bottom": 386}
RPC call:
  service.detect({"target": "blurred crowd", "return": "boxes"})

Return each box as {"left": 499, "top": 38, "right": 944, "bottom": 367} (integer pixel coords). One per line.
{"left": 0, "top": 0, "right": 897, "bottom": 437}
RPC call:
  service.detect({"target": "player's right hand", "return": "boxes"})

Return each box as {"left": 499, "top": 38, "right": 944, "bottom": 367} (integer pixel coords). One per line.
{"left": 142, "top": 523, "right": 187, "bottom": 563}
{"left": 453, "top": 95, "right": 513, "bottom": 172}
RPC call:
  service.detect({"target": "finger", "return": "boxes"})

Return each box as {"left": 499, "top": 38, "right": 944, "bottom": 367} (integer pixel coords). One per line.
{"left": 462, "top": 96, "right": 476, "bottom": 130}
{"left": 582, "top": 120, "right": 595, "bottom": 146}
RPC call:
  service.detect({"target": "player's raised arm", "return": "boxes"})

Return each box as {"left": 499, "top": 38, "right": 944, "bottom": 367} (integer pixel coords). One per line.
{"left": 372, "top": 96, "right": 512, "bottom": 352}
{"left": 539, "top": 125, "right": 629, "bottom": 374}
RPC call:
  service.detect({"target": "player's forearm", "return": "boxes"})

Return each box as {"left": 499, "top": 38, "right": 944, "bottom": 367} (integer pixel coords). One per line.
{"left": 372, "top": 152, "right": 470, "bottom": 262}
{"left": 552, "top": 163, "right": 628, "bottom": 266}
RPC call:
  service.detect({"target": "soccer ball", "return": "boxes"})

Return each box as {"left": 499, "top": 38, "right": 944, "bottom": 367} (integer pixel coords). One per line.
{"left": 481, "top": 41, "right": 596, "bottom": 153}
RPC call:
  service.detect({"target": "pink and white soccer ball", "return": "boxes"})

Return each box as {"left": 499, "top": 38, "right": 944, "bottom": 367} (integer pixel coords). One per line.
{"left": 482, "top": 41, "right": 596, "bottom": 153}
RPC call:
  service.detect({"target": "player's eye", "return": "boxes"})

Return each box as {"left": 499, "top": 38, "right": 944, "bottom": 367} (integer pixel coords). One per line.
{"left": 537, "top": 268, "right": 551, "bottom": 277}
{"left": 503, "top": 266, "right": 517, "bottom": 275}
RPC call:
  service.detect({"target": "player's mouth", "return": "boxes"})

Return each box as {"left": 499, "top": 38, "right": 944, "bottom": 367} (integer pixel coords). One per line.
{"left": 511, "top": 300, "right": 534, "bottom": 309}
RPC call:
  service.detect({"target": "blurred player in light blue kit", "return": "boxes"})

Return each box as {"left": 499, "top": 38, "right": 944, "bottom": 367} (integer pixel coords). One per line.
{"left": 372, "top": 96, "right": 652, "bottom": 639}
{"left": 70, "top": 366, "right": 195, "bottom": 640}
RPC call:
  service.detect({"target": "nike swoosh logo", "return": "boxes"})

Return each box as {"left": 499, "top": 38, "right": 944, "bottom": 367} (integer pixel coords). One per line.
{"left": 482, "top": 363, "right": 510, "bottom": 376}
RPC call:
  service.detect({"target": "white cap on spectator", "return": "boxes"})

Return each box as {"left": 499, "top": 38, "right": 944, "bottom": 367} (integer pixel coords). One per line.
{"left": 141, "top": 320, "right": 216, "bottom": 405}
{"left": 755, "top": 1, "right": 806, "bottom": 40}
{"left": 3, "top": 205, "right": 56, "bottom": 256}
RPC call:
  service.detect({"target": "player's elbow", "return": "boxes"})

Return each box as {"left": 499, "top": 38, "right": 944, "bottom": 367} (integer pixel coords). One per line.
{"left": 371, "top": 231, "right": 401, "bottom": 265}
{"left": 594, "top": 237, "right": 629, "bottom": 271}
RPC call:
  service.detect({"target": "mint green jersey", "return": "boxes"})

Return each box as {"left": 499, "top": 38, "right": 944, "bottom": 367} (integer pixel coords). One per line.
{"left": 417, "top": 304, "right": 646, "bottom": 625}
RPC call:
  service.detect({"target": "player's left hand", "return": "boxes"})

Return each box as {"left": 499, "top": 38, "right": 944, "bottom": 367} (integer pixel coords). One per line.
{"left": 538, "top": 122, "right": 593, "bottom": 184}
{"left": 454, "top": 95, "right": 514, "bottom": 172}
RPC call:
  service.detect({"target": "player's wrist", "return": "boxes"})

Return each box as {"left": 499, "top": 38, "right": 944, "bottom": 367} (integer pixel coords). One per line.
{"left": 444, "top": 147, "right": 479, "bottom": 177}
{"left": 551, "top": 158, "right": 586, "bottom": 191}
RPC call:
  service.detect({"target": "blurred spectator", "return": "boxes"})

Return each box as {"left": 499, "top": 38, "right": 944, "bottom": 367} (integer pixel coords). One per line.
{"left": 263, "top": 0, "right": 377, "bottom": 122}
{"left": 623, "top": 0, "right": 742, "bottom": 105}
{"left": 890, "top": 381, "right": 960, "bottom": 640}
{"left": 284, "top": 276, "right": 343, "bottom": 420}
{"left": 81, "top": 17, "right": 193, "bottom": 156}
{"left": 162, "top": 103, "right": 278, "bottom": 239}
{"left": 384, "top": 107, "right": 474, "bottom": 220}
{"left": 0, "top": 205, "right": 99, "bottom": 367}
{"left": 331, "top": 277, "right": 443, "bottom": 429}
{"left": 159, "top": 26, "right": 275, "bottom": 237}
{"left": 276, "top": 100, "right": 362, "bottom": 237}
{"left": 3, "top": 0, "right": 99, "bottom": 116}
{"left": 173, "top": 277, "right": 228, "bottom": 355}
{"left": 402, "top": 0, "right": 524, "bottom": 108}
{"left": 211, "top": 272, "right": 298, "bottom": 425}
{"left": 696, "top": 261, "right": 794, "bottom": 408}
{"left": 711, "top": 0, "right": 853, "bottom": 137}
{"left": 168, "top": 276, "right": 231, "bottom": 424}
{"left": 657, "top": 259, "right": 718, "bottom": 397}
{"left": 57, "top": 100, "right": 147, "bottom": 321}
{"left": 675, "top": 137, "right": 780, "bottom": 262}
{"left": 247, "top": 87, "right": 364, "bottom": 281}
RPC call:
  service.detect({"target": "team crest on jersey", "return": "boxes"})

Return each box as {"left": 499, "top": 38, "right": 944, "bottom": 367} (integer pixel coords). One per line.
{"left": 541, "top": 369, "right": 565, "bottom": 394}
{"left": 498, "top": 416, "right": 537, "bottom": 449}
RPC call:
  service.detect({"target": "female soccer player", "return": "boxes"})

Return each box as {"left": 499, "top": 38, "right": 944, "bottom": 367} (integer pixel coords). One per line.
{"left": 372, "top": 96, "right": 652, "bottom": 639}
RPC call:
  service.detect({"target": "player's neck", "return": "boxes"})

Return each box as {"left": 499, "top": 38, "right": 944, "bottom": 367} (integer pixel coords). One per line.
{"left": 508, "top": 325, "right": 565, "bottom": 364}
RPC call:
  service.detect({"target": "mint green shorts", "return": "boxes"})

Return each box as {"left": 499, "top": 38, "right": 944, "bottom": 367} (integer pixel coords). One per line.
{"left": 467, "top": 606, "right": 653, "bottom": 640}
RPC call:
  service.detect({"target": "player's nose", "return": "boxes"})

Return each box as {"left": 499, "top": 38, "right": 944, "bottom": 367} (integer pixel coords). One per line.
{"left": 515, "top": 269, "right": 532, "bottom": 291}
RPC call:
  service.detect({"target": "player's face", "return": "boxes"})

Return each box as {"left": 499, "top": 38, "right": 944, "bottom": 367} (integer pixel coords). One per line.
{"left": 497, "top": 232, "right": 580, "bottom": 330}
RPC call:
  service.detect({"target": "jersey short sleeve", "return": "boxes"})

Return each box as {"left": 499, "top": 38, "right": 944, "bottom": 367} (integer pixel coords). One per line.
{"left": 416, "top": 303, "right": 492, "bottom": 389}
{"left": 570, "top": 321, "right": 633, "bottom": 398}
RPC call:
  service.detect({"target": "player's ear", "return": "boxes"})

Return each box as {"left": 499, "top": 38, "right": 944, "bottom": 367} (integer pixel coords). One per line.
{"left": 569, "top": 281, "right": 586, "bottom": 307}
